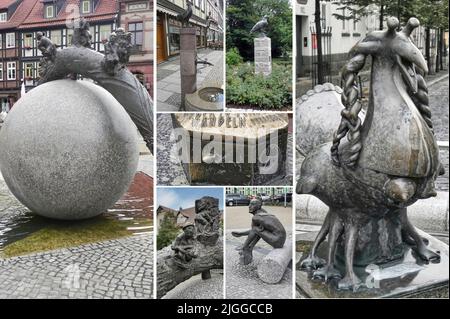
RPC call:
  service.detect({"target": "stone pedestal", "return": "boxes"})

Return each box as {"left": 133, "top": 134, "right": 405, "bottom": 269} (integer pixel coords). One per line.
{"left": 254, "top": 37, "right": 272, "bottom": 76}
{"left": 180, "top": 28, "right": 197, "bottom": 109}
{"left": 172, "top": 113, "right": 288, "bottom": 185}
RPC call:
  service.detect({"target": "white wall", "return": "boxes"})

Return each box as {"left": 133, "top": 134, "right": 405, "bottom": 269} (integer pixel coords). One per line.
{"left": 295, "top": 1, "right": 373, "bottom": 58}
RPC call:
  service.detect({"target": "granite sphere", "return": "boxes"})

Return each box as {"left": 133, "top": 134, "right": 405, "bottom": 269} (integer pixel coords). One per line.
{"left": 0, "top": 79, "right": 139, "bottom": 220}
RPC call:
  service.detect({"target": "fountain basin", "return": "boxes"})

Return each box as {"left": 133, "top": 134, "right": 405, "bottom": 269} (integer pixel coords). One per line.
{"left": 185, "top": 84, "right": 224, "bottom": 111}
{"left": 172, "top": 113, "right": 288, "bottom": 185}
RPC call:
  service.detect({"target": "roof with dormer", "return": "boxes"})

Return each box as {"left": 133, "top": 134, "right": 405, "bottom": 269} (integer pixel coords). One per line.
{"left": 18, "top": 0, "right": 117, "bottom": 29}
{"left": 0, "top": 0, "right": 37, "bottom": 30}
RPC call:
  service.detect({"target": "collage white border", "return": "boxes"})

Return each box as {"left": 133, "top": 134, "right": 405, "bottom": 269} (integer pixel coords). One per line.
{"left": 152, "top": 0, "right": 297, "bottom": 300}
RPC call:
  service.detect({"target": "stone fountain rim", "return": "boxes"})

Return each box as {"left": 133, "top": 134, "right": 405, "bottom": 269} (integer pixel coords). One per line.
{"left": 185, "top": 83, "right": 224, "bottom": 112}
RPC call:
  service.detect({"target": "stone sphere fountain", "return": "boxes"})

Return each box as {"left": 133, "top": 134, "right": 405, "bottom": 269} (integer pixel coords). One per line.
{"left": 0, "top": 79, "right": 139, "bottom": 220}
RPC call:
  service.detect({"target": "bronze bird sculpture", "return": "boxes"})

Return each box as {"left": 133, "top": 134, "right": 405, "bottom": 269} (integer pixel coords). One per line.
{"left": 177, "top": 0, "right": 193, "bottom": 27}
{"left": 296, "top": 17, "right": 443, "bottom": 292}
{"left": 250, "top": 16, "right": 268, "bottom": 37}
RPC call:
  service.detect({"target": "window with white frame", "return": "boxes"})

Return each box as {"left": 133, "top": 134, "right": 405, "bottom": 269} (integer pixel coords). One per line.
{"left": 128, "top": 2, "right": 147, "bottom": 11}
{"left": 0, "top": 63, "right": 3, "bottom": 81}
{"left": 89, "top": 26, "right": 95, "bottom": 43}
{"left": 0, "top": 12, "right": 7, "bottom": 22}
{"left": 50, "top": 30, "right": 61, "bottom": 46}
{"left": 24, "top": 33, "right": 33, "bottom": 49}
{"left": 0, "top": 34, "right": 2, "bottom": 49}
{"left": 45, "top": 5, "right": 55, "bottom": 18}
{"left": 24, "top": 63, "right": 34, "bottom": 79}
{"left": 82, "top": 0, "right": 91, "bottom": 14}
{"left": 6, "top": 33, "right": 15, "bottom": 48}
{"left": 100, "top": 25, "right": 111, "bottom": 42}
{"left": 7, "top": 62, "right": 16, "bottom": 80}
{"left": 129, "top": 22, "right": 143, "bottom": 47}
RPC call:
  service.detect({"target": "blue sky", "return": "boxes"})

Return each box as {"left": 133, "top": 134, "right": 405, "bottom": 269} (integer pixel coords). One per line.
{"left": 157, "top": 188, "right": 224, "bottom": 210}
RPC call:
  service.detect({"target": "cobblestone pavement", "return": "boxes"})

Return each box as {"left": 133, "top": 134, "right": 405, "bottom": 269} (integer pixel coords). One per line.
{"left": 157, "top": 49, "right": 224, "bottom": 112}
{"left": 428, "top": 74, "right": 449, "bottom": 192}
{"left": 156, "top": 113, "right": 189, "bottom": 186}
{"left": 225, "top": 231, "right": 292, "bottom": 299}
{"left": 429, "top": 74, "right": 449, "bottom": 141}
{"left": 0, "top": 234, "right": 153, "bottom": 299}
{"left": 162, "top": 270, "right": 223, "bottom": 299}
{"left": 271, "top": 132, "right": 293, "bottom": 186}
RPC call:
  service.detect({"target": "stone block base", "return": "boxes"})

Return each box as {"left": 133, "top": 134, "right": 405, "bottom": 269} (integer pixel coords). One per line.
{"left": 254, "top": 37, "right": 272, "bottom": 76}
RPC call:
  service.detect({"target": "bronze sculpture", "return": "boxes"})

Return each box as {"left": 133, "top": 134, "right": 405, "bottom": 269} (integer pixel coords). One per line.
{"left": 250, "top": 16, "right": 269, "bottom": 37}
{"left": 172, "top": 224, "right": 198, "bottom": 267}
{"left": 296, "top": 17, "right": 444, "bottom": 291}
{"left": 195, "top": 196, "right": 221, "bottom": 246}
{"left": 36, "top": 18, "right": 153, "bottom": 152}
{"left": 177, "top": 0, "right": 193, "bottom": 27}
{"left": 157, "top": 196, "right": 223, "bottom": 298}
{"left": 232, "top": 198, "right": 286, "bottom": 265}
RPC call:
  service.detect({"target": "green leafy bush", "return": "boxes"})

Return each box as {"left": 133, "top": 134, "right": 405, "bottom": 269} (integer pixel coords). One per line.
{"left": 226, "top": 48, "right": 244, "bottom": 66}
{"left": 226, "top": 62, "right": 292, "bottom": 109}
{"left": 157, "top": 214, "right": 180, "bottom": 250}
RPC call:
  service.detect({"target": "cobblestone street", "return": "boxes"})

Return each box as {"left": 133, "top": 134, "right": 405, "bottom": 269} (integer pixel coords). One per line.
{"left": 429, "top": 73, "right": 449, "bottom": 192}
{"left": 429, "top": 73, "right": 449, "bottom": 142}
{"left": 0, "top": 234, "right": 153, "bottom": 299}
{"left": 156, "top": 113, "right": 189, "bottom": 186}
{"left": 157, "top": 49, "right": 224, "bottom": 112}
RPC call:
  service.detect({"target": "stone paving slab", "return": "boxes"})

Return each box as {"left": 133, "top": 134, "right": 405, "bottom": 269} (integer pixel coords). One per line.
{"left": 0, "top": 234, "right": 153, "bottom": 299}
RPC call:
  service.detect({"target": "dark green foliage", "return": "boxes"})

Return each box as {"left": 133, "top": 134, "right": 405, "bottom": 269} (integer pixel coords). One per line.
{"left": 226, "top": 0, "right": 292, "bottom": 61}
{"left": 157, "top": 213, "right": 180, "bottom": 250}
{"left": 226, "top": 62, "right": 292, "bottom": 109}
{"left": 332, "top": 0, "right": 449, "bottom": 29}
{"left": 226, "top": 47, "right": 244, "bottom": 66}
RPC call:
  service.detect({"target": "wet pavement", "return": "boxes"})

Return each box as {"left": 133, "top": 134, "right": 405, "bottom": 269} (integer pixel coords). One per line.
{"left": 0, "top": 168, "right": 154, "bottom": 254}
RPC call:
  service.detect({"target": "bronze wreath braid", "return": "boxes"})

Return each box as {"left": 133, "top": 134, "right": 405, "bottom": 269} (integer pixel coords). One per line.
{"left": 331, "top": 52, "right": 366, "bottom": 167}
{"left": 410, "top": 73, "right": 433, "bottom": 133}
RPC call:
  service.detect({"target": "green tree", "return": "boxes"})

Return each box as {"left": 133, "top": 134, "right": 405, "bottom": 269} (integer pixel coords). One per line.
{"left": 226, "top": 0, "right": 292, "bottom": 61}
{"left": 406, "top": 0, "right": 449, "bottom": 72}
{"left": 332, "top": 0, "right": 407, "bottom": 30}
{"left": 333, "top": 0, "right": 449, "bottom": 71}
{"left": 157, "top": 213, "right": 180, "bottom": 250}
